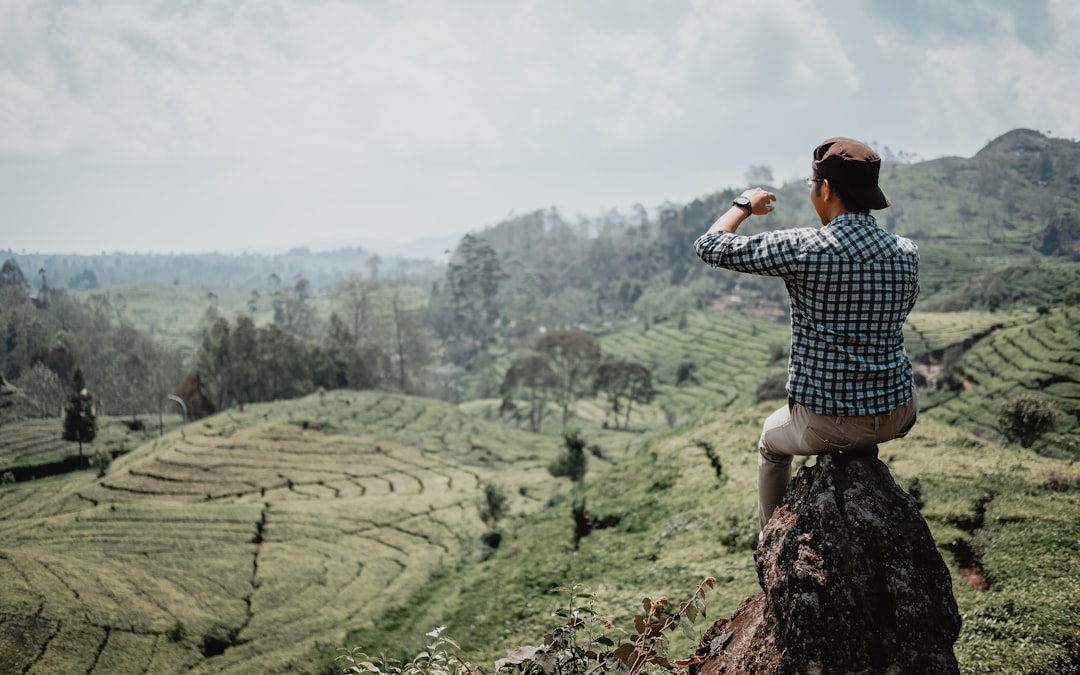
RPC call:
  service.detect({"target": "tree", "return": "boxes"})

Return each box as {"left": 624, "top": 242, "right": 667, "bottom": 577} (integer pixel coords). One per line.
{"left": 229, "top": 315, "right": 262, "bottom": 403}
{"left": 997, "top": 394, "right": 1058, "bottom": 448}
{"left": 336, "top": 275, "right": 375, "bottom": 340}
{"left": 195, "top": 313, "right": 232, "bottom": 410}
{"left": 437, "top": 235, "right": 506, "bottom": 365}
{"left": 62, "top": 367, "right": 97, "bottom": 465}
{"left": 477, "top": 481, "right": 509, "bottom": 549}
{"left": 500, "top": 353, "right": 558, "bottom": 432}
{"left": 548, "top": 429, "right": 588, "bottom": 485}
{"left": 271, "top": 274, "right": 316, "bottom": 337}
{"left": 257, "top": 324, "right": 313, "bottom": 401}
{"left": 0, "top": 258, "right": 29, "bottom": 291}
{"left": 535, "top": 330, "right": 601, "bottom": 427}
{"left": 593, "top": 359, "right": 655, "bottom": 430}
{"left": 19, "top": 362, "right": 65, "bottom": 418}
{"left": 388, "top": 287, "right": 430, "bottom": 394}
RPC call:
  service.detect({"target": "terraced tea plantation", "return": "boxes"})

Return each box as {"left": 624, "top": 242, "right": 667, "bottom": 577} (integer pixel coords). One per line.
{"left": 904, "top": 309, "right": 1036, "bottom": 358}
{"left": 0, "top": 391, "right": 565, "bottom": 673}
{"left": 599, "top": 312, "right": 790, "bottom": 422}
{"left": 921, "top": 307, "right": 1080, "bottom": 437}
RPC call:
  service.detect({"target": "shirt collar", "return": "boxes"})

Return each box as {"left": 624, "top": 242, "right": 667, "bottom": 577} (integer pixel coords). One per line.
{"left": 825, "top": 212, "right": 878, "bottom": 229}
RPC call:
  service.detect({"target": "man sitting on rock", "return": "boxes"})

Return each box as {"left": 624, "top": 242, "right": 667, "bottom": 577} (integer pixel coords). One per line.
{"left": 694, "top": 137, "right": 920, "bottom": 530}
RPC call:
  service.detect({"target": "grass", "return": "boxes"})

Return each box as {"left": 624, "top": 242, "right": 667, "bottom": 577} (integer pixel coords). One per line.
{"left": 329, "top": 412, "right": 1080, "bottom": 674}
{"left": 1, "top": 393, "right": 1077, "bottom": 674}
{"left": 921, "top": 306, "right": 1080, "bottom": 438}
{"left": 71, "top": 285, "right": 262, "bottom": 351}
{"left": 3, "top": 307, "right": 1079, "bottom": 673}
{"left": 904, "top": 309, "right": 1037, "bottom": 358}
{"left": 0, "top": 390, "right": 567, "bottom": 674}
{"left": 0, "top": 415, "right": 184, "bottom": 474}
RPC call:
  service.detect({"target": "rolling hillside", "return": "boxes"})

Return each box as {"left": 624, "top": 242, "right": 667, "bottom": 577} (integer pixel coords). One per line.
{"left": 0, "top": 391, "right": 566, "bottom": 674}
{"left": 327, "top": 408, "right": 1080, "bottom": 674}
{"left": 3, "top": 363, "right": 1079, "bottom": 673}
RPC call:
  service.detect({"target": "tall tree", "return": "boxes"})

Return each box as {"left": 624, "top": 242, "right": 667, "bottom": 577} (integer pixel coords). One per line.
{"left": 229, "top": 315, "right": 262, "bottom": 403}
{"left": 535, "top": 329, "right": 601, "bottom": 427}
{"left": 593, "top": 359, "right": 655, "bottom": 430}
{"left": 62, "top": 367, "right": 97, "bottom": 465}
{"left": 438, "top": 235, "right": 505, "bottom": 365}
{"left": 272, "top": 274, "right": 317, "bottom": 337}
{"left": 500, "top": 353, "right": 558, "bottom": 433}
{"left": 195, "top": 313, "right": 232, "bottom": 410}
{"left": 257, "top": 324, "right": 313, "bottom": 401}
{"left": 19, "top": 362, "right": 65, "bottom": 418}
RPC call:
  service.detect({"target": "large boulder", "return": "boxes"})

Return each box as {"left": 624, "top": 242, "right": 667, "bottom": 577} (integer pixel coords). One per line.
{"left": 689, "top": 448, "right": 961, "bottom": 674}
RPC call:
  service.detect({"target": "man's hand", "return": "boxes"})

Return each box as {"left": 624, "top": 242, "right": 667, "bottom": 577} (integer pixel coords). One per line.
{"left": 742, "top": 187, "right": 777, "bottom": 215}
{"left": 705, "top": 187, "right": 778, "bottom": 235}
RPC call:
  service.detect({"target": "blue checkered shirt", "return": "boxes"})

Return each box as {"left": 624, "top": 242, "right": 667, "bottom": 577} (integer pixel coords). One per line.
{"left": 694, "top": 212, "right": 919, "bottom": 416}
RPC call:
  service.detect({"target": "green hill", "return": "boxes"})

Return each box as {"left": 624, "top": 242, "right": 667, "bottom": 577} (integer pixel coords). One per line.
{"left": 327, "top": 409, "right": 1080, "bottom": 674}
{"left": 3, "top": 390, "right": 1078, "bottom": 674}
{"left": 0, "top": 391, "right": 566, "bottom": 674}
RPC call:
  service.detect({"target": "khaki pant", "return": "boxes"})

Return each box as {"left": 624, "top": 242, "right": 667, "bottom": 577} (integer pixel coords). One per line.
{"left": 757, "top": 387, "right": 918, "bottom": 530}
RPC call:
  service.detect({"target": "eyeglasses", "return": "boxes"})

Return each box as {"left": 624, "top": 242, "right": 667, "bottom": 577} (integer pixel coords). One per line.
{"left": 806, "top": 178, "right": 824, "bottom": 190}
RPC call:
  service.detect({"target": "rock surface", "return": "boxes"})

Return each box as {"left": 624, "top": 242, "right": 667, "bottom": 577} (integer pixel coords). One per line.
{"left": 689, "top": 448, "right": 961, "bottom": 675}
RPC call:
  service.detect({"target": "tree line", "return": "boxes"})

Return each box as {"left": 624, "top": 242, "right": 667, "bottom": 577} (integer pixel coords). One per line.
{"left": 1, "top": 258, "right": 185, "bottom": 427}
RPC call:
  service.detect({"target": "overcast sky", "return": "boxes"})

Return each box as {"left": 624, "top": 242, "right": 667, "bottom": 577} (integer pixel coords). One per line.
{"left": 2, "top": 0, "right": 1077, "bottom": 255}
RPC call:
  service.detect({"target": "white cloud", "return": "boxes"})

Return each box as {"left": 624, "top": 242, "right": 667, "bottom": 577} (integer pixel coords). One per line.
{"left": 1, "top": 0, "right": 1079, "bottom": 254}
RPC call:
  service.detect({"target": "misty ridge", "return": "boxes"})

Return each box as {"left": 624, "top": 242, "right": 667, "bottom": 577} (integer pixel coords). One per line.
{"left": 6, "top": 129, "right": 1080, "bottom": 297}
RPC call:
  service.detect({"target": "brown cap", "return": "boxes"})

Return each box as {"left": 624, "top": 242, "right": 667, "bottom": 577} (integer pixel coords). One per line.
{"left": 811, "top": 137, "right": 891, "bottom": 210}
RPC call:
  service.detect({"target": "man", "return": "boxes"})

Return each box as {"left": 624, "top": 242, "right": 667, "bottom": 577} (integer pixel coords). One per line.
{"left": 694, "top": 137, "right": 920, "bottom": 530}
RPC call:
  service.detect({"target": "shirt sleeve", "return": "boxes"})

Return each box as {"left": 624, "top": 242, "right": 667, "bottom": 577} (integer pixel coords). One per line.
{"left": 906, "top": 246, "right": 921, "bottom": 313}
{"left": 694, "top": 230, "right": 802, "bottom": 278}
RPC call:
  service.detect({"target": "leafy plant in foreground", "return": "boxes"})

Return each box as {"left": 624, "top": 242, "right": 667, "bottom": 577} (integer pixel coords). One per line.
{"left": 334, "top": 579, "right": 718, "bottom": 675}
{"left": 339, "top": 626, "right": 474, "bottom": 675}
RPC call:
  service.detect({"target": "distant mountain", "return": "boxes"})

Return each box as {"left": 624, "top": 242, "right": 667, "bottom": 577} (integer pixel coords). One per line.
{"left": 297, "top": 233, "right": 461, "bottom": 262}
{"left": 0, "top": 237, "right": 454, "bottom": 291}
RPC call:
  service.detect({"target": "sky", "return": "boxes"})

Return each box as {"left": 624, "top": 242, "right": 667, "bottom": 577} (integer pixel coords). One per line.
{"left": 1, "top": 0, "right": 1078, "bottom": 256}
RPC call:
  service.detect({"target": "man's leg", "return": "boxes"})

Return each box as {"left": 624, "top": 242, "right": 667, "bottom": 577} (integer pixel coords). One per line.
{"left": 757, "top": 401, "right": 806, "bottom": 530}
{"left": 757, "top": 389, "right": 920, "bottom": 530}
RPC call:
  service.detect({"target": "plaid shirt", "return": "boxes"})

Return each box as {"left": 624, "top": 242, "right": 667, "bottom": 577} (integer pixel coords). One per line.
{"left": 694, "top": 212, "right": 919, "bottom": 416}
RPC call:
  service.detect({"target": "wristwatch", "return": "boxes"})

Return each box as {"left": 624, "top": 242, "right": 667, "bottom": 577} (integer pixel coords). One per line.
{"left": 733, "top": 196, "right": 752, "bottom": 214}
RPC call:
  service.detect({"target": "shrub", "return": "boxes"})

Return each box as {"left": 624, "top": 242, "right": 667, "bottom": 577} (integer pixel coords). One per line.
{"left": 997, "top": 394, "right": 1059, "bottom": 448}
{"left": 755, "top": 372, "right": 787, "bottom": 404}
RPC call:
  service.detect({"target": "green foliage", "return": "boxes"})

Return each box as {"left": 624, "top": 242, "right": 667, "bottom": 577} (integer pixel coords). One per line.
{"left": 477, "top": 481, "right": 509, "bottom": 533}
{"left": 1, "top": 389, "right": 570, "bottom": 674}
{"left": 90, "top": 448, "right": 111, "bottom": 478}
{"left": 340, "top": 580, "right": 720, "bottom": 675}
{"left": 339, "top": 627, "right": 465, "bottom": 675}
{"left": 500, "top": 353, "right": 558, "bottom": 433}
{"left": 997, "top": 394, "right": 1059, "bottom": 448}
{"left": 5, "top": 130, "right": 1080, "bottom": 674}
{"left": 62, "top": 367, "right": 96, "bottom": 459}
{"left": 536, "top": 330, "right": 602, "bottom": 427}
{"left": 916, "top": 307, "right": 1080, "bottom": 439}
{"left": 754, "top": 371, "right": 787, "bottom": 404}
{"left": 593, "top": 359, "right": 655, "bottom": 430}
{"left": 598, "top": 311, "right": 789, "bottom": 427}
{"left": 18, "top": 362, "right": 66, "bottom": 418}
{"left": 430, "top": 235, "right": 506, "bottom": 367}
{"left": 548, "top": 430, "right": 588, "bottom": 485}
